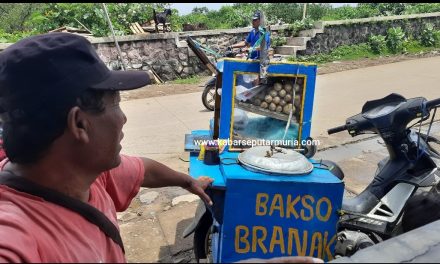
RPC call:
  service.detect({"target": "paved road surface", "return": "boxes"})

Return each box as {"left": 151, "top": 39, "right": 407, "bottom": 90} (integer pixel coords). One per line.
{"left": 121, "top": 56, "right": 440, "bottom": 159}
{"left": 312, "top": 56, "right": 440, "bottom": 147}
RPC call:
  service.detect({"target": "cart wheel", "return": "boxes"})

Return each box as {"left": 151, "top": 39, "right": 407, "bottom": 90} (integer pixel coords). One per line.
{"left": 202, "top": 84, "right": 217, "bottom": 111}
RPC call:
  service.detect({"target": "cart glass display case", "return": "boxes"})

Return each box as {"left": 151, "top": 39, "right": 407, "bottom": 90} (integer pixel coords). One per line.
{"left": 218, "top": 59, "right": 317, "bottom": 152}
{"left": 230, "top": 72, "right": 308, "bottom": 151}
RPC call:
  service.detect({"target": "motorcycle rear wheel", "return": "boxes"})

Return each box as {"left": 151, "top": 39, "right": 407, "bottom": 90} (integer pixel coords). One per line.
{"left": 202, "top": 84, "right": 216, "bottom": 111}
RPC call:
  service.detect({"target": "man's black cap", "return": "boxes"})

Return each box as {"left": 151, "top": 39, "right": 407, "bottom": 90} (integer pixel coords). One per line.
{"left": 252, "top": 11, "right": 261, "bottom": 20}
{"left": 0, "top": 32, "right": 152, "bottom": 121}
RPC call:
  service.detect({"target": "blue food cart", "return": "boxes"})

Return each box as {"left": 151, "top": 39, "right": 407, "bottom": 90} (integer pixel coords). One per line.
{"left": 184, "top": 58, "right": 344, "bottom": 263}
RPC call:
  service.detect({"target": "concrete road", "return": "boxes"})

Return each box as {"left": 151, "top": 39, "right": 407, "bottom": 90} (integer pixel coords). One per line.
{"left": 121, "top": 56, "right": 440, "bottom": 160}
{"left": 312, "top": 56, "right": 440, "bottom": 146}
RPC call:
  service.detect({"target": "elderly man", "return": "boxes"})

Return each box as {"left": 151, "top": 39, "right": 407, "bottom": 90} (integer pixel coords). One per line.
{"left": 0, "top": 32, "right": 214, "bottom": 262}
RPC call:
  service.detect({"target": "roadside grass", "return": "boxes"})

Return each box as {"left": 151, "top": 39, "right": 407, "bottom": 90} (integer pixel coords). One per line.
{"left": 171, "top": 75, "right": 201, "bottom": 85}
{"left": 404, "top": 39, "right": 439, "bottom": 53}
{"left": 288, "top": 40, "right": 440, "bottom": 65}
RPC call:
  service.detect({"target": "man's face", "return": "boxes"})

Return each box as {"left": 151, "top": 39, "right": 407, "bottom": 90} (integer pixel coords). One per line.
{"left": 252, "top": 19, "right": 260, "bottom": 29}
{"left": 86, "top": 91, "right": 127, "bottom": 170}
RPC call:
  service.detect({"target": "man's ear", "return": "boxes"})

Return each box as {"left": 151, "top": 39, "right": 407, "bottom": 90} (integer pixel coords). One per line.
{"left": 67, "top": 106, "right": 90, "bottom": 144}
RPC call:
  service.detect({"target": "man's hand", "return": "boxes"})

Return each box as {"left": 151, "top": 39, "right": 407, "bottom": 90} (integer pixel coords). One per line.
{"left": 141, "top": 158, "right": 214, "bottom": 206}
{"left": 185, "top": 176, "right": 214, "bottom": 206}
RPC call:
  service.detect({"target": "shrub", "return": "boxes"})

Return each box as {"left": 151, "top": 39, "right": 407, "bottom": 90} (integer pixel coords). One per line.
{"left": 420, "top": 23, "right": 440, "bottom": 47}
{"left": 286, "top": 21, "right": 302, "bottom": 36}
{"left": 0, "top": 29, "right": 35, "bottom": 43}
{"left": 322, "top": 5, "right": 358, "bottom": 20}
{"left": 271, "top": 36, "right": 287, "bottom": 47}
{"left": 403, "top": 3, "right": 440, "bottom": 15}
{"left": 386, "top": 27, "right": 406, "bottom": 53}
{"left": 435, "top": 32, "right": 440, "bottom": 47}
{"left": 360, "top": 3, "right": 406, "bottom": 16}
{"left": 353, "top": 4, "right": 381, "bottom": 18}
{"left": 305, "top": 3, "right": 332, "bottom": 21}
{"left": 285, "top": 18, "right": 315, "bottom": 37}
{"left": 331, "top": 43, "right": 371, "bottom": 59}
{"left": 288, "top": 43, "right": 371, "bottom": 64}
{"left": 322, "top": 4, "right": 379, "bottom": 20}
{"left": 265, "top": 3, "right": 302, "bottom": 24}
{"left": 368, "top": 34, "right": 387, "bottom": 54}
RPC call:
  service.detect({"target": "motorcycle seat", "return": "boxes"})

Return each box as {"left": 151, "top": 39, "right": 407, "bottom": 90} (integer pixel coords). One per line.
{"left": 342, "top": 189, "right": 380, "bottom": 214}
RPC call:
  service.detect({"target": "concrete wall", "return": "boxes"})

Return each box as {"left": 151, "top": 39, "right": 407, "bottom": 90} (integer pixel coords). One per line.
{"left": 81, "top": 12, "right": 440, "bottom": 81}
{"left": 88, "top": 27, "right": 283, "bottom": 81}
{"left": 299, "top": 12, "right": 440, "bottom": 56}
{"left": 92, "top": 35, "right": 204, "bottom": 81}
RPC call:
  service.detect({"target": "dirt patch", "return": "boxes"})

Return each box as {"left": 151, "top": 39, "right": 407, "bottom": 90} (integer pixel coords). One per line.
{"left": 120, "top": 50, "right": 440, "bottom": 102}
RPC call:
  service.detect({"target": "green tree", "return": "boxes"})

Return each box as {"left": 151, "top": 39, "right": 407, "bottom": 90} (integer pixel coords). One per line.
{"left": 192, "top": 7, "right": 209, "bottom": 14}
{"left": 27, "top": 3, "right": 170, "bottom": 37}
{"left": 359, "top": 3, "right": 406, "bottom": 16}
{"left": 306, "top": 3, "right": 332, "bottom": 20}
{"left": 169, "top": 8, "right": 182, "bottom": 32}
{"left": 0, "top": 3, "right": 44, "bottom": 33}
{"left": 232, "top": 3, "right": 267, "bottom": 25}
{"left": 265, "top": 3, "right": 302, "bottom": 24}
{"left": 322, "top": 4, "right": 379, "bottom": 20}
{"left": 404, "top": 3, "right": 440, "bottom": 14}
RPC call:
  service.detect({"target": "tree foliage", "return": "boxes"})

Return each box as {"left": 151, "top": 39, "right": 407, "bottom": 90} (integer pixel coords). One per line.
{"left": 1, "top": 3, "right": 440, "bottom": 43}
{"left": 26, "top": 3, "right": 170, "bottom": 37}
{"left": 359, "top": 3, "right": 406, "bottom": 16}
{"left": 192, "top": 7, "right": 209, "bottom": 14}
{"left": 0, "top": 3, "right": 44, "bottom": 33}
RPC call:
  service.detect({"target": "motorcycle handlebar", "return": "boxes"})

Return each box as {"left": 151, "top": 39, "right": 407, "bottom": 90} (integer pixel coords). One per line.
{"left": 426, "top": 98, "right": 440, "bottom": 110}
{"left": 327, "top": 97, "right": 440, "bottom": 137}
{"left": 327, "top": 125, "right": 347, "bottom": 135}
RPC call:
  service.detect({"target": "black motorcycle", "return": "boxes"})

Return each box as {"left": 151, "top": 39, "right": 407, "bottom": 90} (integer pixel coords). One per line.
{"left": 184, "top": 93, "right": 440, "bottom": 261}
{"left": 328, "top": 93, "right": 440, "bottom": 257}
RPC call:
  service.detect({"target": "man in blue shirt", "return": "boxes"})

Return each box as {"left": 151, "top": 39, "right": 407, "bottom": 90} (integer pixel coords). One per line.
{"left": 230, "top": 11, "right": 271, "bottom": 60}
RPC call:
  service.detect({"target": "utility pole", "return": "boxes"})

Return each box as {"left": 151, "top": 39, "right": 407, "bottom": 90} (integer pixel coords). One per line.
{"left": 302, "top": 3, "right": 307, "bottom": 21}
{"left": 102, "top": 3, "right": 126, "bottom": 71}
{"left": 259, "top": 10, "right": 269, "bottom": 85}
